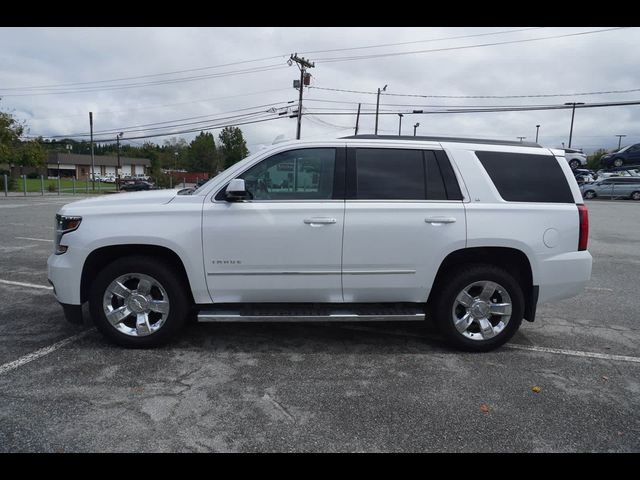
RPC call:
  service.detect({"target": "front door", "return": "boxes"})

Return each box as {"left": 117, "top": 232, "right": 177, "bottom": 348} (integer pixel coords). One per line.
{"left": 202, "top": 147, "right": 345, "bottom": 303}
{"left": 342, "top": 147, "right": 466, "bottom": 302}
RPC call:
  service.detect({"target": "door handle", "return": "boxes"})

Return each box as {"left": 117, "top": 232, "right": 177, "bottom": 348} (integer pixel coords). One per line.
{"left": 425, "top": 216, "right": 457, "bottom": 225}
{"left": 304, "top": 217, "right": 337, "bottom": 225}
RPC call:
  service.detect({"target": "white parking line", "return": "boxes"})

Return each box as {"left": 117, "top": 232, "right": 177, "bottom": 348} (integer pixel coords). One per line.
{"left": 0, "top": 330, "right": 93, "bottom": 376}
{"left": 506, "top": 344, "right": 640, "bottom": 364}
{"left": 585, "top": 287, "right": 615, "bottom": 292}
{"left": 0, "top": 279, "right": 53, "bottom": 290}
{"left": 15, "top": 237, "right": 53, "bottom": 243}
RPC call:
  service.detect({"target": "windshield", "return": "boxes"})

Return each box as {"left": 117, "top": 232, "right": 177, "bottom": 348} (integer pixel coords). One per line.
{"left": 617, "top": 145, "right": 631, "bottom": 153}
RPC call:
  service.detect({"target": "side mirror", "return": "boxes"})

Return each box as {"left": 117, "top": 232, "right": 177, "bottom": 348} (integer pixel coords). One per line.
{"left": 225, "top": 178, "right": 250, "bottom": 202}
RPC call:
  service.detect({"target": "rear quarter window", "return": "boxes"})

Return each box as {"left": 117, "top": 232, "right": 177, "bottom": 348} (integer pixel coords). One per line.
{"left": 476, "top": 151, "right": 574, "bottom": 203}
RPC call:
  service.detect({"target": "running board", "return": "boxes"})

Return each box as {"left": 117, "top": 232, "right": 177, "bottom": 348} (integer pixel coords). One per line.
{"left": 197, "top": 303, "right": 426, "bottom": 323}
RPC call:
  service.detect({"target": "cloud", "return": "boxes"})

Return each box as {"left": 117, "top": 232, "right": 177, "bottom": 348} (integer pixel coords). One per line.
{"left": 1, "top": 27, "right": 639, "bottom": 153}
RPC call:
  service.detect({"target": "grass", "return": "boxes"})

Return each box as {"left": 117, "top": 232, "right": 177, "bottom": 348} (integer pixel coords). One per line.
{"left": 7, "top": 178, "right": 119, "bottom": 193}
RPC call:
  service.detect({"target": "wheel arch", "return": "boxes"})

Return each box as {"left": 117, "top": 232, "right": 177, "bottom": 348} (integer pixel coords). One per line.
{"left": 427, "top": 246, "right": 537, "bottom": 322}
{"left": 80, "top": 244, "right": 194, "bottom": 305}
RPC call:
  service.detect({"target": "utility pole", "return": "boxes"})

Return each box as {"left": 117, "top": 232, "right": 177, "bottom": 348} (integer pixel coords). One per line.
{"left": 564, "top": 102, "right": 585, "bottom": 148}
{"left": 535, "top": 124, "right": 540, "bottom": 143}
{"left": 375, "top": 84, "right": 388, "bottom": 135}
{"left": 354, "top": 103, "right": 361, "bottom": 135}
{"left": 616, "top": 134, "right": 626, "bottom": 150}
{"left": 89, "top": 112, "right": 95, "bottom": 191}
{"left": 289, "top": 53, "right": 314, "bottom": 140}
{"left": 397, "top": 113, "right": 403, "bottom": 136}
{"left": 413, "top": 122, "right": 420, "bottom": 136}
{"left": 116, "top": 132, "right": 123, "bottom": 191}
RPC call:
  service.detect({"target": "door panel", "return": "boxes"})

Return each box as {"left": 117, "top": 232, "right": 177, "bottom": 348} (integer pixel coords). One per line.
{"left": 342, "top": 202, "right": 465, "bottom": 302}
{"left": 203, "top": 201, "right": 344, "bottom": 302}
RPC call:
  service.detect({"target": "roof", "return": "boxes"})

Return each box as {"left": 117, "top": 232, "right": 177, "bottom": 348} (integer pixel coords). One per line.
{"left": 47, "top": 152, "right": 151, "bottom": 166}
{"left": 341, "top": 134, "right": 542, "bottom": 148}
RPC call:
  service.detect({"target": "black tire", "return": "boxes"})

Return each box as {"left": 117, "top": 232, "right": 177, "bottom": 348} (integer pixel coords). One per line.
{"left": 613, "top": 158, "right": 624, "bottom": 167}
{"left": 433, "top": 264, "right": 524, "bottom": 352}
{"left": 583, "top": 190, "right": 596, "bottom": 199}
{"left": 569, "top": 159, "right": 580, "bottom": 170}
{"left": 89, "top": 255, "right": 190, "bottom": 347}
{"left": 631, "top": 191, "right": 640, "bottom": 201}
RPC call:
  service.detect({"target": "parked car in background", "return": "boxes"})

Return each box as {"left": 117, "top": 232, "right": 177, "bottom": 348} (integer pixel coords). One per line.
{"left": 563, "top": 148, "right": 587, "bottom": 170}
{"left": 596, "top": 166, "right": 640, "bottom": 178}
{"left": 600, "top": 144, "right": 640, "bottom": 168}
{"left": 119, "top": 180, "right": 155, "bottom": 191}
{"left": 102, "top": 175, "right": 116, "bottom": 183}
{"left": 574, "top": 168, "right": 597, "bottom": 185}
{"left": 580, "top": 177, "right": 640, "bottom": 200}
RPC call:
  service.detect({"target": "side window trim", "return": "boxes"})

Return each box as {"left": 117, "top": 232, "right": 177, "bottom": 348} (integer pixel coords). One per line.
{"left": 213, "top": 147, "right": 346, "bottom": 202}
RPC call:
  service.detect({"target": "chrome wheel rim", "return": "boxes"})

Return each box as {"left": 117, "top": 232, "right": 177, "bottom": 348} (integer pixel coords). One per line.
{"left": 585, "top": 191, "right": 595, "bottom": 199}
{"left": 452, "top": 280, "right": 512, "bottom": 341}
{"left": 632, "top": 192, "right": 640, "bottom": 200}
{"left": 614, "top": 159, "right": 623, "bottom": 167}
{"left": 102, "top": 273, "right": 170, "bottom": 337}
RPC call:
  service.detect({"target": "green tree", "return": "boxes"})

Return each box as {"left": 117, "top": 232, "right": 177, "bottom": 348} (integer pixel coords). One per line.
{"left": 0, "top": 106, "right": 25, "bottom": 165}
{"left": 587, "top": 148, "right": 608, "bottom": 170}
{"left": 218, "top": 126, "right": 249, "bottom": 170}
{"left": 16, "top": 139, "right": 46, "bottom": 173}
{"left": 186, "top": 131, "right": 218, "bottom": 173}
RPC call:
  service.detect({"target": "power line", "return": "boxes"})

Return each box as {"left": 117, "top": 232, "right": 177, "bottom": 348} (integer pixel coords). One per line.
{"left": 299, "top": 27, "right": 545, "bottom": 55}
{"left": 29, "top": 88, "right": 292, "bottom": 121}
{"left": 39, "top": 101, "right": 294, "bottom": 138}
{"left": 315, "top": 27, "right": 628, "bottom": 63}
{"left": 0, "top": 55, "right": 288, "bottom": 91}
{"left": 301, "top": 98, "right": 640, "bottom": 115}
{"left": 309, "top": 84, "right": 640, "bottom": 100}
{"left": 0, "top": 64, "right": 287, "bottom": 97}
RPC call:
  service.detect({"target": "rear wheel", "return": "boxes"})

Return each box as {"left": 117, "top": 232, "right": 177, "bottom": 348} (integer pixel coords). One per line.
{"left": 89, "top": 256, "right": 189, "bottom": 347}
{"left": 583, "top": 190, "right": 596, "bottom": 199}
{"left": 433, "top": 264, "right": 524, "bottom": 352}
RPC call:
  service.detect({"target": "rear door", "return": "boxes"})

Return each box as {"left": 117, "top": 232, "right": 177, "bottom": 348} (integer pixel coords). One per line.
{"left": 341, "top": 147, "right": 466, "bottom": 302}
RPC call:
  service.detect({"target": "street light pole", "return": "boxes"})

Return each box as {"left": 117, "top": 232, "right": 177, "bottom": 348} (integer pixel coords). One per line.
{"left": 565, "top": 102, "right": 585, "bottom": 149}
{"left": 413, "top": 122, "right": 420, "bottom": 136}
{"left": 535, "top": 124, "right": 540, "bottom": 143}
{"left": 374, "top": 84, "right": 387, "bottom": 135}
{"left": 615, "top": 134, "right": 626, "bottom": 150}
{"left": 397, "top": 113, "right": 403, "bottom": 136}
{"left": 116, "top": 132, "right": 123, "bottom": 191}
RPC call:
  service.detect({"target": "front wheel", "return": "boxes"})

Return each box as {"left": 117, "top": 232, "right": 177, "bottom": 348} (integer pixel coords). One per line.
{"left": 569, "top": 159, "right": 580, "bottom": 170}
{"left": 583, "top": 190, "right": 596, "bottom": 199}
{"left": 613, "top": 158, "right": 624, "bottom": 167}
{"left": 433, "top": 265, "right": 524, "bottom": 352}
{"left": 89, "top": 256, "right": 189, "bottom": 347}
{"left": 631, "top": 191, "right": 640, "bottom": 201}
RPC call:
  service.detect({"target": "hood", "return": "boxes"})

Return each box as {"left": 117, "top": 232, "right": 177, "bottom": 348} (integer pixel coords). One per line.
{"left": 58, "top": 189, "right": 180, "bottom": 213}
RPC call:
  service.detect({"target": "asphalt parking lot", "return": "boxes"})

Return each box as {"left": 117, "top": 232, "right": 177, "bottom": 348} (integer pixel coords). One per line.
{"left": 0, "top": 196, "right": 638, "bottom": 452}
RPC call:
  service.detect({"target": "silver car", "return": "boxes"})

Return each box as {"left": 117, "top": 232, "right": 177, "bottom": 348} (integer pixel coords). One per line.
{"left": 581, "top": 177, "right": 640, "bottom": 200}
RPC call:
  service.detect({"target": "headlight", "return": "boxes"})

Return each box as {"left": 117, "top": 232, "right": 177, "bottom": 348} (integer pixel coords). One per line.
{"left": 54, "top": 214, "right": 82, "bottom": 255}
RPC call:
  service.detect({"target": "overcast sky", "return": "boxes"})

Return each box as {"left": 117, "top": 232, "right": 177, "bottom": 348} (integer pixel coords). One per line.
{"left": 1, "top": 26, "right": 639, "bottom": 154}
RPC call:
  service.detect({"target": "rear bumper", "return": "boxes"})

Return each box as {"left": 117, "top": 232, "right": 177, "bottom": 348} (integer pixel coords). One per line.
{"left": 537, "top": 250, "right": 592, "bottom": 304}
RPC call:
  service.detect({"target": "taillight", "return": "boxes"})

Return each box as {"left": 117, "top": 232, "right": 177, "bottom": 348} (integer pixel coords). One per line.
{"left": 577, "top": 204, "right": 589, "bottom": 251}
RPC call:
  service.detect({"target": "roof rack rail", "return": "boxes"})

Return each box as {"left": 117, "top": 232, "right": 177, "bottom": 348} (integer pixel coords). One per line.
{"left": 341, "top": 134, "right": 542, "bottom": 148}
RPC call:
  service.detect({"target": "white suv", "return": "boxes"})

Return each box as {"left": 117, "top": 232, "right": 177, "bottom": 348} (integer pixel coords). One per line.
{"left": 48, "top": 135, "right": 592, "bottom": 352}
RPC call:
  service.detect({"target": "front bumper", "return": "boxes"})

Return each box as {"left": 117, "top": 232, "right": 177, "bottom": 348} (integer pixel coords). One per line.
{"left": 47, "top": 246, "right": 87, "bottom": 305}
